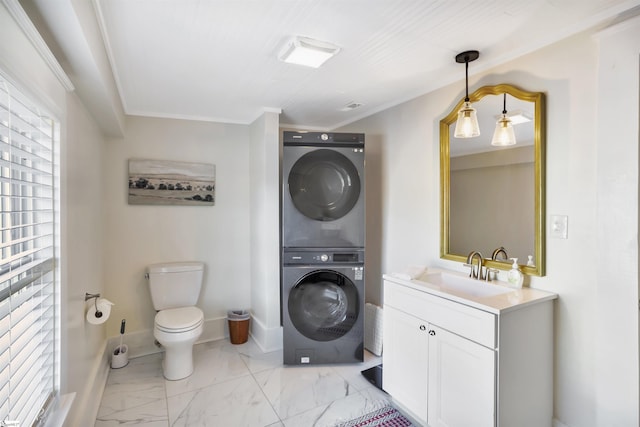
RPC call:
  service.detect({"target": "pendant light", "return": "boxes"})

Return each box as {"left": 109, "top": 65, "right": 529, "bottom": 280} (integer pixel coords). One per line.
{"left": 454, "top": 50, "right": 480, "bottom": 138}
{"left": 491, "top": 93, "right": 517, "bottom": 146}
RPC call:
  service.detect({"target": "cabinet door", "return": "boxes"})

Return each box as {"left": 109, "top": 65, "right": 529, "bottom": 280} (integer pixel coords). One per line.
{"left": 428, "top": 325, "right": 496, "bottom": 427}
{"left": 382, "top": 305, "right": 429, "bottom": 422}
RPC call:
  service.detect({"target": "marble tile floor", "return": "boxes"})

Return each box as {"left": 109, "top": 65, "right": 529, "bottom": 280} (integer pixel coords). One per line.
{"left": 95, "top": 338, "right": 390, "bottom": 426}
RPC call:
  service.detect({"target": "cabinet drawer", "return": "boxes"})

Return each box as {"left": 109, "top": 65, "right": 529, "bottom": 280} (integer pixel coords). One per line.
{"left": 385, "top": 280, "right": 496, "bottom": 348}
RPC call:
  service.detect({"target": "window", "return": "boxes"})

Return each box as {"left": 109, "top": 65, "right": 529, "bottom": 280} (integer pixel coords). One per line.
{"left": 0, "top": 73, "right": 58, "bottom": 426}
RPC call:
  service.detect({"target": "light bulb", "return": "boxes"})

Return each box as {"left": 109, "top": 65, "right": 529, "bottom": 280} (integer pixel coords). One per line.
{"left": 454, "top": 102, "right": 480, "bottom": 138}
{"left": 491, "top": 114, "right": 516, "bottom": 146}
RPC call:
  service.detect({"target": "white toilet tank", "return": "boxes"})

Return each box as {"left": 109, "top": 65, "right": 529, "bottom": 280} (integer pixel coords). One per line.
{"left": 147, "top": 262, "right": 204, "bottom": 310}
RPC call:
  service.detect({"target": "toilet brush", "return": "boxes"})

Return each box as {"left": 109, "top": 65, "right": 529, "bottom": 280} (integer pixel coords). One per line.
{"left": 111, "top": 319, "right": 129, "bottom": 369}
{"left": 116, "top": 319, "right": 125, "bottom": 353}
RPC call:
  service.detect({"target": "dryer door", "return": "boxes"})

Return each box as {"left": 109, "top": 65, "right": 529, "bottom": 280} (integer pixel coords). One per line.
{"left": 288, "top": 149, "right": 361, "bottom": 221}
{"left": 288, "top": 270, "right": 360, "bottom": 342}
{"left": 282, "top": 144, "right": 365, "bottom": 248}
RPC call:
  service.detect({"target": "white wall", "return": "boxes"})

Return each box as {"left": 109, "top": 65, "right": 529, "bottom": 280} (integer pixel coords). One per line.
{"left": 249, "top": 111, "right": 283, "bottom": 351}
{"left": 62, "top": 91, "right": 107, "bottom": 427}
{"left": 594, "top": 16, "right": 640, "bottom": 427}
{"left": 339, "top": 27, "right": 638, "bottom": 427}
{"left": 102, "top": 117, "right": 252, "bottom": 351}
{"left": 1, "top": 4, "right": 109, "bottom": 427}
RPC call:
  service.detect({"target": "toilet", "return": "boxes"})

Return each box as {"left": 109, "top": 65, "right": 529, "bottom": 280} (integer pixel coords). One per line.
{"left": 147, "top": 261, "right": 205, "bottom": 380}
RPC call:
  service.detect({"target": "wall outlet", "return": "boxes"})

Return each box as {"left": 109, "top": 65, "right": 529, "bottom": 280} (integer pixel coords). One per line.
{"left": 550, "top": 215, "right": 568, "bottom": 239}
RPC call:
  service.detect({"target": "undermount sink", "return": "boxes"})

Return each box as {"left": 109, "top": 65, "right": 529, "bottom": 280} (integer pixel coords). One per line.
{"left": 423, "top": 272, "right": 515, "bottom": 298}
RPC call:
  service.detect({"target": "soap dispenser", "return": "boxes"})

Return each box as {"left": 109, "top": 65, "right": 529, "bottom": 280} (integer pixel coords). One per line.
{"left": 507, "top": 258, "right": 524, "bottom": 289}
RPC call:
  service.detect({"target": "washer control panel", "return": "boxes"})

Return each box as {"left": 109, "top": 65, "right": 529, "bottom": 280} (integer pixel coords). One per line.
{"left": 283, "top": 250, "right": 364, "bottom": 265}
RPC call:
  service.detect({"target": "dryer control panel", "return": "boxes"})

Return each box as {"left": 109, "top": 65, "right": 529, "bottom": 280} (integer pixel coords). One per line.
{"left": 283, "top": 250, "right": 364, "bottom": 265}
{"left": 283, "top": 131, "right": 364, "bottom": 146}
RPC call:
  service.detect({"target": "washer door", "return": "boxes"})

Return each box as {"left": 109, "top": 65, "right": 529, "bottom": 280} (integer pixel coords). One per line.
{"left": 288, "top": 270, "right": 359, "bottom": 342}
{"left": 288, "top": 149, "right": 361, "bottom": 221}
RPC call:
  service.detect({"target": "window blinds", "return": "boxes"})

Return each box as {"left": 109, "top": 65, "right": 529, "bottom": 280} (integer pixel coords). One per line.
{"left": 0, "top": 74, "right": 56, "bottom": 426}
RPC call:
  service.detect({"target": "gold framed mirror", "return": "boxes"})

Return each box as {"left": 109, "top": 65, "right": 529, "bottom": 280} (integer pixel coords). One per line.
{"left": 440, "top": 84, "right": 546, "bottom": 276}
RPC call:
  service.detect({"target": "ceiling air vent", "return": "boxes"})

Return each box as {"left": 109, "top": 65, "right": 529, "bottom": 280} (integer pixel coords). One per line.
{"left": 341, "top": 102, "right": 363, "bottom": 112}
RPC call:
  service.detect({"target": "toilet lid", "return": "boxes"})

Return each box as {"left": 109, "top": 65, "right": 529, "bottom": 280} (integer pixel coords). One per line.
{"left": 155, "top": 306, "right": 203, "bottom": 332}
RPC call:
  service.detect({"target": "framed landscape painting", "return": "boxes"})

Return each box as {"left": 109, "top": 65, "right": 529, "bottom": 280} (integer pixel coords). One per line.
{"left": 128, "top": 159, "right": 216, "bottom": 206}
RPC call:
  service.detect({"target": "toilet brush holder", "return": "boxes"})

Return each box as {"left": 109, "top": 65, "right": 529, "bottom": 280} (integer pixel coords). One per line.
{"left": 111, "top": 344, "right": 129, "bottom": 369}
{"left": 111, "top": 319, "right": 128, "bottom": 368}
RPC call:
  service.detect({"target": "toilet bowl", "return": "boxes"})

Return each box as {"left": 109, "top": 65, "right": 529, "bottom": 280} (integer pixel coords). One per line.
{"left": 147, "top": 261, "right": 205, "bottom": 380}
{"left": 153, "top": 306, "right": 204, "bottom": 380}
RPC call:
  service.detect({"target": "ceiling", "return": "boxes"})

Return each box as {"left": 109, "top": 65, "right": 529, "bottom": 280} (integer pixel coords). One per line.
{"left": 21, "top": 0, "right": 640, "bottom": 131}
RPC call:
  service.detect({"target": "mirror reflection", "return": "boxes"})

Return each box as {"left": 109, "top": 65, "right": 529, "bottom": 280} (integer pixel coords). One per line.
{"left": 440, "top": 84, "right": 545, "bottom": 276}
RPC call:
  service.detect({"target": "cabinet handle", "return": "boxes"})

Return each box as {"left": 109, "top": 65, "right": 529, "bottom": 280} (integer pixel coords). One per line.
{"left": 419, "top": 325, "right": 426, "bottom": 331}
{"left": 428, "top": 330, "right": 436, "bottom": 336}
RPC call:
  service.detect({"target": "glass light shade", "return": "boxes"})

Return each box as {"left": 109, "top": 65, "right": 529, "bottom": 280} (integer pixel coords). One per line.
{"left": 454, "top": 102, "right": 480, "bottom": 138}
{"left": 491, "top": 114, "right": 517, "bottom": 146}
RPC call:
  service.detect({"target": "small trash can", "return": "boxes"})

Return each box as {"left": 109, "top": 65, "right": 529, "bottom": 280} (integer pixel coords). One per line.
{"left": 227, "top": 310, "right": 250, "bottom": 344}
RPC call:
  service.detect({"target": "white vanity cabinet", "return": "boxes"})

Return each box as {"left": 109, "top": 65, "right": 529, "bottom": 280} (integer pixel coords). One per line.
{"left": 383, "top": 305, "right": 429, "bottom": 421}
{"left": 427, "top": 324, "right": 495, "bottom": 427}
{"left": 382, "top": 274, "right": 556, "bottom": 427}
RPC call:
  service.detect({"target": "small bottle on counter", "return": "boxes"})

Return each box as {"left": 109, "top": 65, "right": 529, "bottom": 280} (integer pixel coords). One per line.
{"left": 507, "top": 258, "right": 524, "bottom": 289}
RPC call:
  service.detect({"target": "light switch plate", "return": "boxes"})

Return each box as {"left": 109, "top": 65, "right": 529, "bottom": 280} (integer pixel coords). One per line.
{"left": 550, "top": 215, "right": 568, "bottom": 239}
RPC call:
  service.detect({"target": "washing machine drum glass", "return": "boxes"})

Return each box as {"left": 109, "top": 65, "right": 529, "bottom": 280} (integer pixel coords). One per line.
{"left": 288, "top": 149, "right": 361, "bottom": 221}
{"left": 288, "top": 271, "right": 359, "bottom": 342}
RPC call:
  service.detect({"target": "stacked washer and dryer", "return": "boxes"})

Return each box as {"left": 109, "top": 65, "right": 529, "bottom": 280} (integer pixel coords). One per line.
{"left": 281, "top": 131, "right": 365, "bottom": 365}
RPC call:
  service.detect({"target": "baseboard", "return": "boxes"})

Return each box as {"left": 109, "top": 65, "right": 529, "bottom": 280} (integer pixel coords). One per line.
{"left": 66, "top": 340, "right": 109, "bottom": 427}
{"left": 199, "top": 315, "right": 227, "bottom": 345}
{"left": 105, "top": 316, "right": 229, "bottom": 359}
{"left": 103, "top": 315, "right": 283, "bottom": 362}
{"left": 553, "top": 419, "right": 570, "bottom": 427}
{"left": 48, "top": 392, "right": 75, "bottom": 427}
{"left": 248, "top": 315, "right": 283, "bottom": 353}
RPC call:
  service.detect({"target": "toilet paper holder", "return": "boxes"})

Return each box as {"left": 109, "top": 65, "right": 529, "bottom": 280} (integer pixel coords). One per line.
{"left": 85, "top": 292, "right": 103, "bottom": 318}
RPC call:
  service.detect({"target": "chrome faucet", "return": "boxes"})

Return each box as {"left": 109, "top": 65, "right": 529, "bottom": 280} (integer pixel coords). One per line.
{"left": 485, "top": 267, "right": 499, "bottom": 282}
{"left": 465, "top": 251, "right": 484, "bottom": 280}
{"left": 491, "top": 246, "right": 508, "bottom": 261}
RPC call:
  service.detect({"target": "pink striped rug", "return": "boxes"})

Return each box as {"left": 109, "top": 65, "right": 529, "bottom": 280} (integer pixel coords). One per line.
{"left": 338, "top": 405, "right": 415, "bottom": 427}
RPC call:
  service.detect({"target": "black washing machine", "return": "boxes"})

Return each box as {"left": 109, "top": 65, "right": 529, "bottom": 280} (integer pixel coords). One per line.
{"left": 282, "top": 249, "right": 364, "bottom": 365}
{"left": 282, "top": 131, "right": 365, "bottom": 249}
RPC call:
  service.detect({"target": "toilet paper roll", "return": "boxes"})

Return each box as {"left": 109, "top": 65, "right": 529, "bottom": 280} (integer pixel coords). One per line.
{"left": 86, "top": 298, "right": 114, "bottom": 325}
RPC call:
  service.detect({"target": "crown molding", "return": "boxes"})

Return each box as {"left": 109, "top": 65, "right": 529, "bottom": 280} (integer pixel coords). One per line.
{"left": 2, "top": 0, "right": 74, "bottom": 91}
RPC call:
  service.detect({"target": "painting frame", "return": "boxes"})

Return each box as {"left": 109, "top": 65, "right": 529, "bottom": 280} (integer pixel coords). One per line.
{"left": 128, "top": 158, "right": 216, "bottom": 206}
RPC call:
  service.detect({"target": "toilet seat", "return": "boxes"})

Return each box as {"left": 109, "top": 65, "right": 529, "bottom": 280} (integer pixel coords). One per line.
{"left": 155, "top": 306, "right": 204, "bottom": 333}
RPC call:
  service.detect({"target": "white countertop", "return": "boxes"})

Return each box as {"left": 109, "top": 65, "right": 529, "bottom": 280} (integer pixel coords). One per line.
{"left": 383, "top": 268, "right": 558, "bottom": 315}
